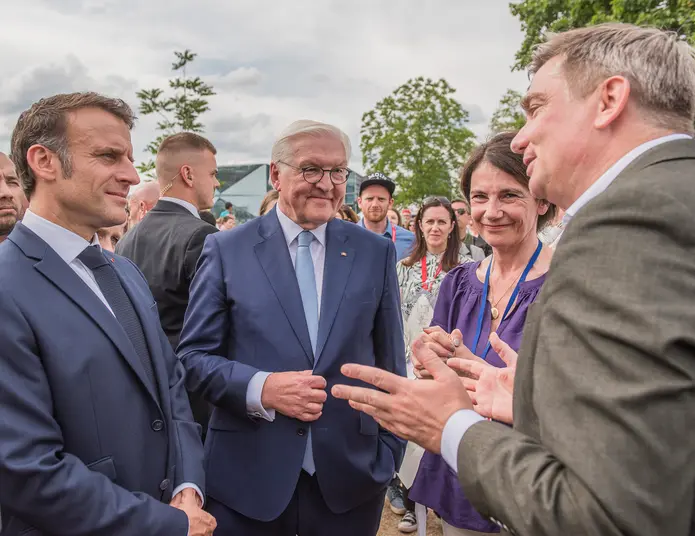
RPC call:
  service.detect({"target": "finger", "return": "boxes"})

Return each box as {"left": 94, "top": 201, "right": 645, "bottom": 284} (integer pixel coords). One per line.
{"left": 411, "top": 337, "right": 456, "bottom": 381}
{"left": 469, "top": 391, "right": 479, "bottom": 405}
{"left": 308, "top": 389, "right": 328, "bottom": 403}
{"left": 347, "top": 400, "right": 396, "bottom": 432}
{"left": 339, "top": 364, "right": 404, "bottom": 394}
{"left": 423, "top": 329, "right": 455, "bottom": 353}
{"left": 306, "top": 375, "right": 327, "bottom": 389}
{"left": 423, "top": 325, "right": 446, "bottom": 336}
{"left": 331, "top": 384, "right": 393, "bottom": 410}
{"left": 299, "top": 370, "right": 314, "bottom": 375}
{"left": 489, "top": 333, "right": 518, "bottom": 368}
{"left": 462, "top": 377, "right": 477, "bottom": 391}
{"left": 299, "top": 411, "right": 322, "bottom": 422}
{"left": 447, "top": 358, "right": 483, "bottom": 379}
{"left": 451, "top": 328, "right": 463, "bottom": 348}
{"left": 304, "top": 402, "right": 323, "bottom": 414}
{"left": 413, "top": 368, "right": 433, "bottom": 380}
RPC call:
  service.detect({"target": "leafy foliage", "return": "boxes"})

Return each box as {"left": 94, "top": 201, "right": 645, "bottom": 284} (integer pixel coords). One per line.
{"left": 490, "top": 89, "right": 526, "bottom": 133}
{"left": 136, "top": 50, "right": 215, "bottom": 176}
{"left": 510, "top": 0, "right": 695, "bottom": 71}
{"left": 360, "top": 77, "right": 477, "bottom": 206}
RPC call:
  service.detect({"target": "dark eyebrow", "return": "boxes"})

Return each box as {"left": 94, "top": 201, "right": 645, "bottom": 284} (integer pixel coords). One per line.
{"left": 520, "top": 92, "right": 547, "bottom": 113}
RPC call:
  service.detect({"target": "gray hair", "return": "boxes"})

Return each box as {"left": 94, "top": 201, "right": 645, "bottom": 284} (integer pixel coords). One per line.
{"left": 530, "top": 23, "right": 695, "bottom": 133}
{"left": 271, "top": 120, "right": 351, "bottom": 164}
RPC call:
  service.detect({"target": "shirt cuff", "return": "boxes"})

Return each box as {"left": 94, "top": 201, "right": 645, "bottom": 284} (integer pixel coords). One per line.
{"left": 246, "top": 371, "right": 276, "bottom": 421}
{"left": 172, "top": 482, "right": 204, "bottom": 507}
{"left": 441, "top": 409, "right": 485, "bottom": 474}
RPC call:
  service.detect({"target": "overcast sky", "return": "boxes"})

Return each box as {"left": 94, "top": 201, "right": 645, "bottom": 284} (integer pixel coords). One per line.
{"left": 1, "top": 0, "right": 530, "bottom": 172}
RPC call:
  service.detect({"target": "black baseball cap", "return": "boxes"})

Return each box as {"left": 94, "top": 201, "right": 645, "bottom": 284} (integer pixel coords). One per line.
{"left": 359, "top": 172, "right": 395, "bottom": 196}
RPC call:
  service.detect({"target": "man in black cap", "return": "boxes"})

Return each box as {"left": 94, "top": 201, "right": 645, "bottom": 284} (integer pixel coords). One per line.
{"left": 357, "top": 173, "right": 414, "bottom": 261}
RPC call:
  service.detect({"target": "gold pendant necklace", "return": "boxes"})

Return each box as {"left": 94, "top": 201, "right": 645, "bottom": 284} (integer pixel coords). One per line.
{"left": 488, "top": 259, "right": 524, "bottom": 320}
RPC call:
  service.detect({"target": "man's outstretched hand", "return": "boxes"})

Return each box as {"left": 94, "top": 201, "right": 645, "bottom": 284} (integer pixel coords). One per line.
{"left": 332, "top": 337, "right": 473, "bottom": 453}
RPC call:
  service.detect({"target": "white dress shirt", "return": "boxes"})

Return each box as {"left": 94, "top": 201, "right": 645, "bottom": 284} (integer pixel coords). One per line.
{"left": 20, "top": 210, "right": 203, "bottom": 513}
{"left": 440, "top": 133, "right": 693, "bottom": 474}
{"left": 245, "top": 206, "right": 327, "bottom": 421}
{"left": 159, "top": 197, "right": 201, "bottom": 219}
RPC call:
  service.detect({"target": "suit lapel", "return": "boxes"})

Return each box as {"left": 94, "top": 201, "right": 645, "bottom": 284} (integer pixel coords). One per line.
{"left": 315, "top": 221, "right": 354, "bottom": 362}
{"left": 254, "top": 213, "right": 314, "bottom": 367}
{"left": 12, "top": 224, "right": 161, "bottom": 405}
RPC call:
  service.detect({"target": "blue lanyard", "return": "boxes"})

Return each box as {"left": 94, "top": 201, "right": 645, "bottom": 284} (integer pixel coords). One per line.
{"left": 471, "top": 239, "right": 543, "bottom": 359}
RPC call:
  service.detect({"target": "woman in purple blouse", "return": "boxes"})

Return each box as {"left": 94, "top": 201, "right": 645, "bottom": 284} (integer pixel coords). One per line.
{"left": 408, "top": 132, "right": 556, "bottom": 535}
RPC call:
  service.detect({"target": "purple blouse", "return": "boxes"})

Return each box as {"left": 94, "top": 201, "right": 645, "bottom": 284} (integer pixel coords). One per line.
{"left": 408, "top": 261, "right": 546, "bottom": 532}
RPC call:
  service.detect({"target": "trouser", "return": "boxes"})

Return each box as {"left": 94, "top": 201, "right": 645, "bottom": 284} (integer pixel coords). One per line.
{"left": 207, "top": 471, "right": 385, "bottom": 536}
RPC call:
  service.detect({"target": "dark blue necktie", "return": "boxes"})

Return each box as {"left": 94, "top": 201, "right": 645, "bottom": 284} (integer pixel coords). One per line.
{"left": 77, "top": 246, "right": 155, "bottom": 389}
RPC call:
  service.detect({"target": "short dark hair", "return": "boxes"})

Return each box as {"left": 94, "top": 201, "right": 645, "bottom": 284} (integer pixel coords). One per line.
{"left": 225, "top": 202, "right": 233, "bottom": 209}
{"left": 402, "top": 196, "right": 461, "bottom": 272}
{"left": 11, "top": 92, "right": 135, "bottom": 197}
{"left": 459, "top": 131, "right": 556, "bottom": 230}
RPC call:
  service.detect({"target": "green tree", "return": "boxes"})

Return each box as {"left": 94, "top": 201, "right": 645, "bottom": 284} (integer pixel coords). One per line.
{"left": 490, "top": 89, "right": 526, "bottom": 133}
{"left": 510, "top": 0, "right": 695, "bottom": 71}
{"left": 360, "top": 77, "right": 476, "bottom": 206}
{"left": 136, "top": 50, "right": 216, "bottom": 176}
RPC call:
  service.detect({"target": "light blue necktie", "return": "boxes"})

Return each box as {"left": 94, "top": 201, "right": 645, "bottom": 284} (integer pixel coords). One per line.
{"left": 295, "top": 230, "right": 318, "bottom": 474}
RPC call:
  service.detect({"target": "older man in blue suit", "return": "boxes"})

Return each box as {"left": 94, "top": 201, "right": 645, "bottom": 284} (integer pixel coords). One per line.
{"left": 178, "top": 120, "right": 407, "bottom": 535}
{"left": 0, "top": 92, "right": 214, "bottom": 536}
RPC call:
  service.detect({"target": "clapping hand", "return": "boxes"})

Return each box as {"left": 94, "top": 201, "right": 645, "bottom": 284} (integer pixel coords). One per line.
{"left": 447, "top": 333, "right": 517, "bottom": 424}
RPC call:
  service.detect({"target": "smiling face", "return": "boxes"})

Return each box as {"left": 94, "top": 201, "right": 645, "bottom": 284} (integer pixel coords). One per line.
{"left": 30, "top": 107, "right": 140, "bottom": 238}
{"left": 511, "top": 56, "right": 598, "bottom": 207}
{"left": 469, "top": 160, "right": 547, "bottom": 249}
{"left": 271, "top": 133, "right": 347, "bottom": 229}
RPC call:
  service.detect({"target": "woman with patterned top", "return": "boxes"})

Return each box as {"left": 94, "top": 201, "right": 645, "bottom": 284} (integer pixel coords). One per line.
{"left": 408, "top": 132, "right": 556, "bottom": 535}
{"left": 397, "top": 197, "right": 475, "bottom": 379}
{"left": 393, "top": 196, "right": 474, "bottom": 534}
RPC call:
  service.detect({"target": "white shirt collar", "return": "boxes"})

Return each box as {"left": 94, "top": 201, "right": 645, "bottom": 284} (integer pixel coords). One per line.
{"left": 21, "top": 209, "right": 101, "bottom": 264}
{"left": 160, "top": 197, "right": 200, "bottom": 219}
{"left": 275, "top": 205, "right": 327, "bottom": 248}
{"left": 563, "top": 134, "right": 691, "bottom": 225}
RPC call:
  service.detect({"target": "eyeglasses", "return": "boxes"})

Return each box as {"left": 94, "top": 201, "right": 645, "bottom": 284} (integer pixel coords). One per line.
{"left": 278, "top": 161, "right": 350, "bottom": 185}
{"left": 454, "top": 208, "right": 468, "bottom": 216}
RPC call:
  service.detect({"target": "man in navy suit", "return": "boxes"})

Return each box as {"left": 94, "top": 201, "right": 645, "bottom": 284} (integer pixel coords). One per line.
{"left": 178, "top": 120, "right": 407, "bottom": 535}
{"left": 0, "top": 92, "right": 215, "bottom": 536}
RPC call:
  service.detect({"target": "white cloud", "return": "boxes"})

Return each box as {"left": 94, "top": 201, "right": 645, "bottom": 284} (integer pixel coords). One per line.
{"left": 1, "top": 0, "right": 530, "bottom": 172}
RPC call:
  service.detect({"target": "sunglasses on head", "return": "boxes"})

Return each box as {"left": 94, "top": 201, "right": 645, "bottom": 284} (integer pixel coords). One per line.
{"left": 423, "top": 195, "right": 451, "bottom": 205}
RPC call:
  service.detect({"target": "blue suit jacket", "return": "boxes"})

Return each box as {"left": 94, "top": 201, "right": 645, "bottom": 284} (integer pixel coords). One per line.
{"left": 0, "top": 224, "right": 205, "bottom": 536}
{"left": 178, "top": 210, "right": 407, "bottom": 521}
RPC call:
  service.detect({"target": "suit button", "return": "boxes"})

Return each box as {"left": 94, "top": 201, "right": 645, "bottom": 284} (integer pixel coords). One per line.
{"left": 297, "top": 428, "right": 306, "bottom": 436}
{"left": 151, "top": 420, "right": 164, "bottom": 432}
{"left": 159, "top": 479, "right": 170, "bottom": 491}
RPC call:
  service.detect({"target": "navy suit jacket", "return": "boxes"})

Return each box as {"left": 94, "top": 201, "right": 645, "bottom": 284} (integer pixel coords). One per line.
{"left": 178, "top": 210, "right": 407, "bottom": 521}
{"left": 0, "top": 223, "right": 205, "bottom": 536}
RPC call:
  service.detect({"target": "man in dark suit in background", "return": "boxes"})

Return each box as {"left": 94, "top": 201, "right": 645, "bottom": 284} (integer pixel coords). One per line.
{"left": 0, "top": 92, "right": 214, "bottom": 535}
{"left": 117, "top": 132, "right": 220, "bottom": 435}
{"left": 177, "top": 120, "right": 406, "bottom": 535}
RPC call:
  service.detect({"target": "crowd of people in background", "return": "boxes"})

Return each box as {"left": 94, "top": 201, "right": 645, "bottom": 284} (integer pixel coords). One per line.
{"left": 1, "top": 21, "right": 695, "bottom": 536}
